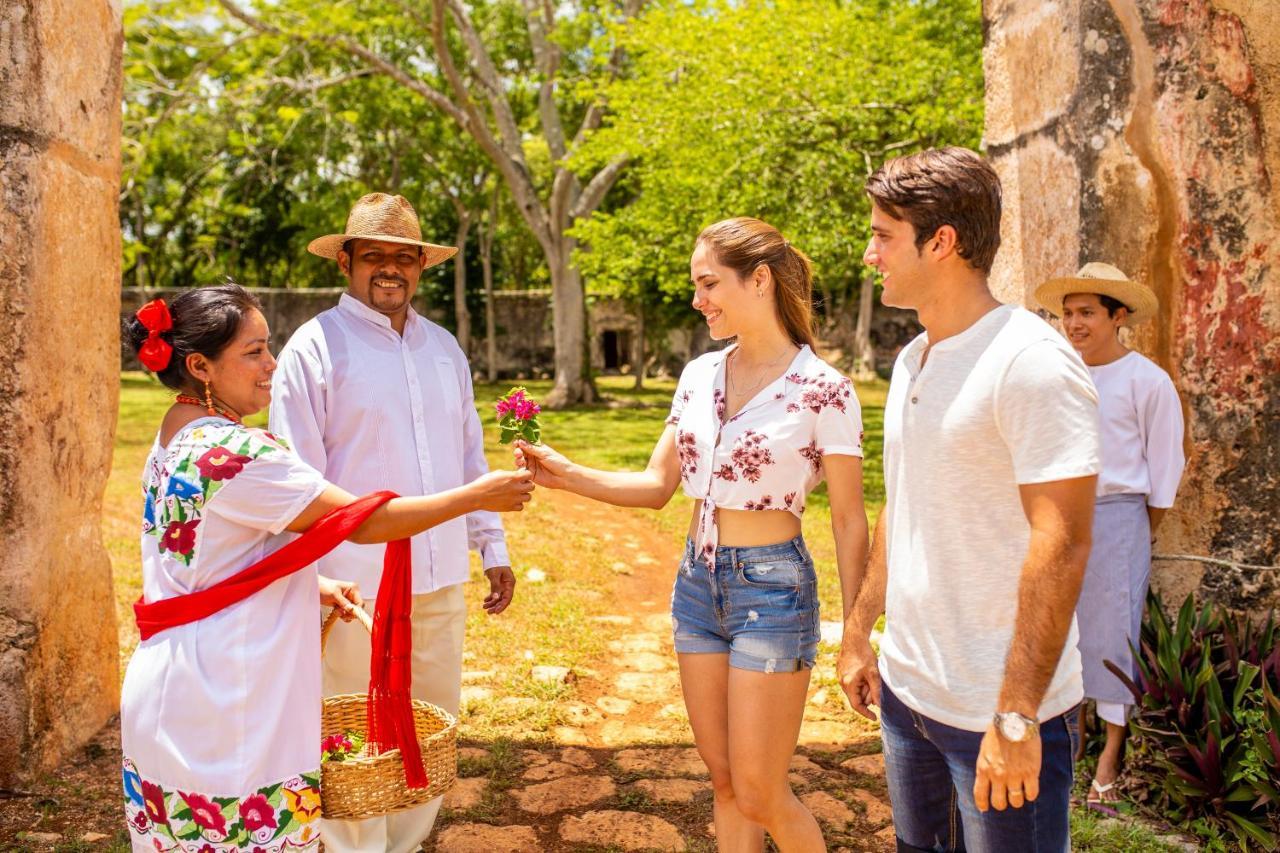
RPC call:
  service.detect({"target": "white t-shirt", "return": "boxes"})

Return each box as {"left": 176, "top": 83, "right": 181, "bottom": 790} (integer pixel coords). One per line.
{"left": 879, "top": 305, "right": 1101, "bottom": 732}
{"left": 1089, "top": 351, "right": 1185, "bottom": 507}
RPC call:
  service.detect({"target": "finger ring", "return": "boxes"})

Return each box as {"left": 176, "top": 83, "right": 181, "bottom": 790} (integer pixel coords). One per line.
{"left": 1009, "top": 787, "right": 1023, "bottom": 796}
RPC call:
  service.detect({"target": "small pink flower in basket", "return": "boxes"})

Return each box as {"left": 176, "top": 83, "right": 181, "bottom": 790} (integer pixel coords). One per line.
{"left": 321, "top": 731, "right": 365, "bottom": 763}
{"left": 495, "top": 386, "right": 542, "bottom": 445}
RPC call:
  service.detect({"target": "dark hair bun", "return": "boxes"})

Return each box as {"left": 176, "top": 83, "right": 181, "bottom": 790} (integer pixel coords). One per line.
{"left": 123, "top": 283, "right": 263, "bottom": 391}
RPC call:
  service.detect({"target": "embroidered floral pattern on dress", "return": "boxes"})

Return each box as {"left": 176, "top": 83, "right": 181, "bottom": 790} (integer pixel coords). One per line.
{"left": 122, "top": 758, "right": 321, "bottom": 852}
{"left": 141, "top": 425, "right": 290, "bottom": 567}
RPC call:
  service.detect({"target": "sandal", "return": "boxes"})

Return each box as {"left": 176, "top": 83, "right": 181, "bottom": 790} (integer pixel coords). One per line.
{"left": 1085, "top": 778, "right": 1122, "bottom": 817}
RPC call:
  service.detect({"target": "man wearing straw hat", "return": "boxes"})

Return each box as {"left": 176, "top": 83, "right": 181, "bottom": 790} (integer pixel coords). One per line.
{"left": 1035, "top": 263, "right": 1185, "bottom": 812}
{"left": 270, "top": 193, "right": 524, "bottom": 852}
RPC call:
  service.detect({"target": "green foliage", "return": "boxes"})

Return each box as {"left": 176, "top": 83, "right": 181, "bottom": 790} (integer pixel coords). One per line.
{"left": 570, "top": 0, "right": 984, "bottom": 321}
{"left": 1114, "top": 592, "right": 1280, "bottom": 850}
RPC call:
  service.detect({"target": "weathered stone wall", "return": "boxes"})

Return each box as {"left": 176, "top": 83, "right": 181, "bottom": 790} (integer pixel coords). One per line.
{"left": 985, "top": 0, "right": 1279, "bottom": 610}
{"left": 0, "top": 0, "right": 124, "bottom": 783}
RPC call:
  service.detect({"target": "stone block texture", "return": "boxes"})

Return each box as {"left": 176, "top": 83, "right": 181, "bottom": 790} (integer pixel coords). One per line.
{"left": 0, "top": 0, "right": 123, "bottom": 784}
{"left": 984, "top": 0, "right": 1279, "bottom": 610}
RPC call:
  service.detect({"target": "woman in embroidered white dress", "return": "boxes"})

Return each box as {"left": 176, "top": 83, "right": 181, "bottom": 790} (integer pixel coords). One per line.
{"left": 120, "top": 284, "right": 534, "bottom": 853}
{"left": 517, "top": 218, "right": 870, "bottom": 851}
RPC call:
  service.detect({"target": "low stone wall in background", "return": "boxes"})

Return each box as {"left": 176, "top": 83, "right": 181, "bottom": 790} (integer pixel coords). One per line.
{"left": 122, "top": 287, "right": 922, "bottom": 380}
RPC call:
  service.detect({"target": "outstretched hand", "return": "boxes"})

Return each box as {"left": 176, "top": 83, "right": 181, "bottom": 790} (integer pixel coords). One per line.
{"left": 513, "top": 440, "right": 572, "bottom": 490}
{"left": 470, "top": 468, "right": 535, "bottom": 512}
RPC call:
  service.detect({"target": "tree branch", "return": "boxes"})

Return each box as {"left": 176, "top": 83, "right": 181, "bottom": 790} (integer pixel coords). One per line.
{"left": 570, "top": 155, "right": 628, "bottom": 221}
{"left": 521, "top": 0, "right": 567, "bottom": 162}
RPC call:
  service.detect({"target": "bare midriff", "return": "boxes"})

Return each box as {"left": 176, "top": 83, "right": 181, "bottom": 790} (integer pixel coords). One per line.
{"left": 688, "top": 500, "right": 802, "bottom": 548}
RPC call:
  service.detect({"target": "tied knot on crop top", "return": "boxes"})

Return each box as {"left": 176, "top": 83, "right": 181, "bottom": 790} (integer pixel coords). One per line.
{"left": 666, "top": 344, "right": 864, "bottom": 568}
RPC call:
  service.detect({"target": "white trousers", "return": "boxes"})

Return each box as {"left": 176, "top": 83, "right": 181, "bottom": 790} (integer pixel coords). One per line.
{"left": 320, "top": 584, "right": 466, "bottom": 853}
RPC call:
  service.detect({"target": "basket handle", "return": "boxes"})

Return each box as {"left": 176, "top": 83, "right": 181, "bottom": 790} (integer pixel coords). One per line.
{"left": 321, "top": 604, "right": 375, "bottom": 655}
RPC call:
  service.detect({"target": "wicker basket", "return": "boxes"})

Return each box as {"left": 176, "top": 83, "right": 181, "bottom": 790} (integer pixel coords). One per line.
{"left": 319, "top": 608, "right": 457, "bottom": 820}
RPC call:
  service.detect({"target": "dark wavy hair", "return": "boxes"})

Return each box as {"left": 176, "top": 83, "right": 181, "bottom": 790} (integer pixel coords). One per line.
{"left": 866, "top": 146, "right": 1003, "bottom": 274}
{"left": 123, "top": 283, "right": 263, "bottom": 391}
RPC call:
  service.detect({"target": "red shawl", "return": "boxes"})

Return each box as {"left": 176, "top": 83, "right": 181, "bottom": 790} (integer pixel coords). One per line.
{"left": 133, "top": 490, "right": 428, "bottom": 788}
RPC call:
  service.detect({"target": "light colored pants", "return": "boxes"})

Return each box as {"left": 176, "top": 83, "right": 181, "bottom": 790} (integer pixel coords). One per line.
{"left": 320, "top": 584, "right": 466, "bottom": 853}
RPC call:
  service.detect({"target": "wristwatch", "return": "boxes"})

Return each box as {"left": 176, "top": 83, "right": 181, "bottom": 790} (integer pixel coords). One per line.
{"left": 993, "top": 711, "right": 1039, "bottom": 742}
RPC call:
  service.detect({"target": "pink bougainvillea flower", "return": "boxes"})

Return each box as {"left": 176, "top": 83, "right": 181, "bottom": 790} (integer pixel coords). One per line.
{"left": 141, "top": 780, "right": 168, "bottom": 825}
{"left": 239, "top": 793, "right": 278, "bottom": 832}
{"left": 159, "top": 520, "right": 199, "bottom": 555}
{"left": 194, "top": 447, "right": 253, "bottom": 481}
{"left": 495, "top": 387, "right": 543, "bottom": 445}
{"left": 178, "top": 791, "right": 227, "bottom": 834}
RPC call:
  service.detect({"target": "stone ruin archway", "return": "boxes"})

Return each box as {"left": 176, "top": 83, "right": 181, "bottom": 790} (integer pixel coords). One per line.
{"left": 1, "top": 0, "right": 1277, "bottom": 782}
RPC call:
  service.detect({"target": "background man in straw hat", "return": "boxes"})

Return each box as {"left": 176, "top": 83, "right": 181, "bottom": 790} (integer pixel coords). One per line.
{"left": 270, "top": 192, "right": 531, "bottom": 852}
{"left": 1036, "top": 263, "right": 1185, "bottom": 812}
{"left": 838, "top": 147, "right": 1100, "bottom": 850}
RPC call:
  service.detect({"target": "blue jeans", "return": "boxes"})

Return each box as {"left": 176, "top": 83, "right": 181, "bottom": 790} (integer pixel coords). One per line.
{"left": 880, "top": 681, "right": 1079, "bottom": 852}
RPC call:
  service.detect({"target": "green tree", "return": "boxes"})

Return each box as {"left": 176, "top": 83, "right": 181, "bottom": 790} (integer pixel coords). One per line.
{"left": 572, "top": 0, "right": 983, "bottom": 365}
{"left": 213, "top": 0, "right": 646, "bottom": 406}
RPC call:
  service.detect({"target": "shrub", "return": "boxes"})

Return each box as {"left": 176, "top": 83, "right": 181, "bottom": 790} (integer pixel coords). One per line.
{"left": 1109, "top": 593, "right": 1280, "bottom": 849}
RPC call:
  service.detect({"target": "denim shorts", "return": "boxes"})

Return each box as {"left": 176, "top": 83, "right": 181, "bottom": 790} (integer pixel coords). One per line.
{"left": 670, "top": 536, "right": 819, "bottom": 673}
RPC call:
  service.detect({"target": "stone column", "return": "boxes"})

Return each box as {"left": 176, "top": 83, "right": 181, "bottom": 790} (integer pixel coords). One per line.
{"left": 0, "top": 0, "right": 123, "bottom": 784}
{"left": 984, "top": 0, "right": 1280, "bottom": 610}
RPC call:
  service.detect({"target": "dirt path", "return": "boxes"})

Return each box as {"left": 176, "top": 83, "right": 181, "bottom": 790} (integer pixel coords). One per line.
{"left": 431, "top": 488, "right": 895, "bottom": 853}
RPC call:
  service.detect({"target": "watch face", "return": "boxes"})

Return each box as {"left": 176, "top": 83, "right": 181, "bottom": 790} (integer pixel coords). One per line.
{"left": 1000, "top": 715, "right": 1028, "bottom": 741}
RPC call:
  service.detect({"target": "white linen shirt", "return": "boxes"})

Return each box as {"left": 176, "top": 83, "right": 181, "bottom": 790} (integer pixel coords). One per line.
{"left": 269, "top": 294, "right": 509, "bottom": 598}
{"left": 1089, "top": 351, "right": 1185, "bottom": 507}
{"left": 666, "top": 344, "right": 863, "bottom": 565}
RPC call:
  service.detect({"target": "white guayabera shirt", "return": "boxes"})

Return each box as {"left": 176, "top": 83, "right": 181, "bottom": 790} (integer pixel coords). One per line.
{"left": 270, "top": 294, "right": 509, "bottom": 599}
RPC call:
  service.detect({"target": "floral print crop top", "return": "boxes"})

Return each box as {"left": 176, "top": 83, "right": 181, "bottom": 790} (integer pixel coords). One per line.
{"left": 667, "top": 344, "right": 863, "bottom": 566}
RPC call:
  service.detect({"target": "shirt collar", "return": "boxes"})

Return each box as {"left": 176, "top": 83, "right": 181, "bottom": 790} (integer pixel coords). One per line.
{"left": 337, "top": 292, "right": 418, "bottom": 332}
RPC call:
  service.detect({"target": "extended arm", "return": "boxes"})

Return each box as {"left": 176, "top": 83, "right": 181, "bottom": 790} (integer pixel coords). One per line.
{"left": 285, "top": 469, "right": 535, "bottom": 542}
{"left": 513, "top": 424, "right": 682, "bottom": 510}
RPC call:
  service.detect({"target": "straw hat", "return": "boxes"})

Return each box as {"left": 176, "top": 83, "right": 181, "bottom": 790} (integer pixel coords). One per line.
{"left": 307, "top": 193, "right": 458, "bottom": 267}
{"left": 1034, "top": 262, "right": 1159, "bottom": 326}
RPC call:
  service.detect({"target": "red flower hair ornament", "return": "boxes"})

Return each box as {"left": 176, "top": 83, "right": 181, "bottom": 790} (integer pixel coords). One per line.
{"left": 135, "top": 298, "right": 174, "bottom": 372}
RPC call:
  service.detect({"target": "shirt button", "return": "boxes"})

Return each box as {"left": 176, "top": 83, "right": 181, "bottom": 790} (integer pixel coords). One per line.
{"left": 911, "top": 396, "right": 919, "bottom": 404}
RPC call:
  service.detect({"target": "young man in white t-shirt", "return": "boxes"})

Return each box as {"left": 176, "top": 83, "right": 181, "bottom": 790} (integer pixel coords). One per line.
{"left": 837, "top": 147, "right": 1101, "bottom": 850}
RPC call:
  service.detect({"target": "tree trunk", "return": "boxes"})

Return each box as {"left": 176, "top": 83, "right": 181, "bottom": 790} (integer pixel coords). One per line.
{"left": 543, "top": 236, "right": 596, "bottom": 407}
{"left": 632, "top": 300, "right": 645, "bottom": 390}
{"left": 453, "top": 212, "right": 472, "bottom": 355}
{"left": 851, "top": 276, "right": 877, "bottom": 381}
{"left": 481, "top": 194, "right": 497, "bottom": 383}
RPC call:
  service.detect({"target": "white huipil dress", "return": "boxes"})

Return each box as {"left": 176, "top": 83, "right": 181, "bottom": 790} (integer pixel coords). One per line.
{"left": 120, "top": 418, "right": 329, "bottom": 853}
